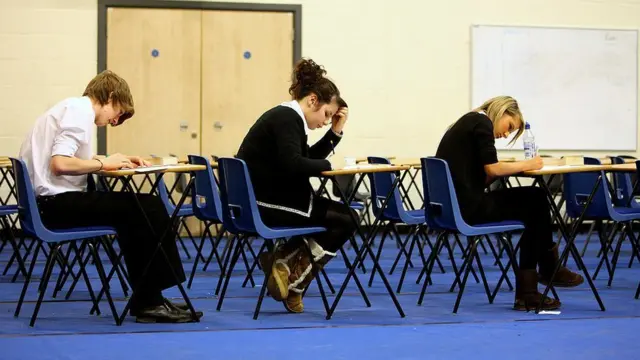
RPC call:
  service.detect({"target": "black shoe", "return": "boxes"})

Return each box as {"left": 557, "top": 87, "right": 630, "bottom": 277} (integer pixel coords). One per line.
{"left": 134, "top": 304, "right": 198, "bottom": 323}
{"left": 163, "top": 298, "right": 203, "bottom": 319}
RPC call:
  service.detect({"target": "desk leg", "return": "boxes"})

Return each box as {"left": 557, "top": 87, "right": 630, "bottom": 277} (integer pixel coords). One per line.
{"left": 327, "top": 175, "right": 406, "bottom": 319}
{"left": 117, "top": 174, "right": 199, "bottom": 325}
{"left": 537, "top": 175, "right": 605, "bottom": 313}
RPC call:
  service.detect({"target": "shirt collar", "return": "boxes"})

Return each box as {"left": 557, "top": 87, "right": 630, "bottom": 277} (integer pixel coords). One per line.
{"left": 280, "top": 100, "right": 308, "bottom": 135}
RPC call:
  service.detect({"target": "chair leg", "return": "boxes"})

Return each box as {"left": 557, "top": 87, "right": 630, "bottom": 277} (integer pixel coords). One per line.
{"left": 252, "top": 239, "right": 276, "bottom": 319}
{"left": 203, "top": 225, "right": 225, "bottom": 272}
{"left": 367, "top": 223, "right": 391, "bottom": 287}
{"left": 453, "top": 239, "right": 480, "bottom": 313}
{"left": 242, "top": 242, "right": 268, "bottom": 288}
{"left": 217, "top": 235, "right": 244, "bottom": 311}
{"left": 593, "top": 223, "right": 618, "bottom": 280}
{"left": 187, "top": 223, "right": 213, "bottom": 289}
{"left": 397, "top": 227, "right": 420, "bottom": 293}
{"left": 30, "top": 244, "right": 59, "bottom": 327}
{"left": 417, "top": 232, "right": 446, "bottom": 305}
{"left": 490, "top": 235, "right": 519, "bottom": 302}
{"left": 88, "top": 242, "right": 120, "bottom": 325}
{"left": 215, "top": 234, "right": 237, "bottom": 296}
{"left": 485, "top": 235, "right": 513, "bottom": 291}
{"left": 14, "top": 243, "right": 41, "bottom": 318}
{"left": 389, "top": 225, "right": 415, "bottom": 275}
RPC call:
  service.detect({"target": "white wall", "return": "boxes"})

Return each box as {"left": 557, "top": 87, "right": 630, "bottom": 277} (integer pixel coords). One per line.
{"left": 1, "top": 0, "right": 640, "bottom": 160}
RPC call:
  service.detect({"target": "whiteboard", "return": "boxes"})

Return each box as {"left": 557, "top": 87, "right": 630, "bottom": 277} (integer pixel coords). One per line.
{"left": 471, "top": 25, "right": 638, "bottom": 151}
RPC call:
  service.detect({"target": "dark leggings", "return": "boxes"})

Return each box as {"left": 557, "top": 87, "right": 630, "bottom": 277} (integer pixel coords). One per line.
{"left": 465, "top": 186, "right": 554, "bottom": 269}
{"left": 260, "top": 196, "right": 359, "bottom": 253}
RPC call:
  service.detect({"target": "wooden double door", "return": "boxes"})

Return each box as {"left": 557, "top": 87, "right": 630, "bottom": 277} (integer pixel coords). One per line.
{"left": 106, "top": 7, "right": 294, "bottom": 159}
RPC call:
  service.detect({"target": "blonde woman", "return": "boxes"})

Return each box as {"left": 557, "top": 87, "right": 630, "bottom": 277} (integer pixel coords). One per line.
{"left": 434, "top": 96, "right": 583, "bottom": 311}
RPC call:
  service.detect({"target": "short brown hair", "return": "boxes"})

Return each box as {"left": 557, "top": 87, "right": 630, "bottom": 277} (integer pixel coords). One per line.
{"left": 83, "top": 70, "right": 134, "bottom": 124}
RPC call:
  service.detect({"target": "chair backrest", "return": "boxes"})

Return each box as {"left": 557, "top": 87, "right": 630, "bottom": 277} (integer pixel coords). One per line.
{"left": 562, "top": 157, "right": 609, "bottom": 219}
{"left": 367, "top": 156, "right": 405, "bottom": 220}
{"left": 217, "top": 157, "right": 269, "bottom": 235}
{"left": 609, "top": 156, "right": 635, "bottom": 206}
{"left": 420, "top": 157, "right": 469, "bottom": 232}
{"left": 188, "top": 155, "right": 222, "bottom": 222}
{"left": 154, "top": 175, "right": 176, "bottom": 214}
{"left": 9, "top": 158, "right": 48, "bottom": 238}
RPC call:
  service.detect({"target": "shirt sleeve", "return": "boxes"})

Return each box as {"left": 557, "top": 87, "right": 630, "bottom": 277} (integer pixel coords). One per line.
{"left": 473, "top": 115, "right": 499, "bottom": 165}
{"left": 51, "top": 104, "right": 92, "bottom": 157}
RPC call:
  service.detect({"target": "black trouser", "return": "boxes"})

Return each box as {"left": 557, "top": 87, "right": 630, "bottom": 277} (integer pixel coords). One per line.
{"left": 259, "top": 196, "right": 359, "bottom": 254}
{"left": 37, "top": 191, "right": 186, "bottom": 309}
{"left": 465, "top": 186, "right": 554, "bottom": 270}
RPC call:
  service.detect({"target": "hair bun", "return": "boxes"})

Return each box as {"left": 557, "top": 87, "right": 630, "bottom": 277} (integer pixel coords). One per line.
{"left": 293, "top": 58, "right": 326, "bottom": 87}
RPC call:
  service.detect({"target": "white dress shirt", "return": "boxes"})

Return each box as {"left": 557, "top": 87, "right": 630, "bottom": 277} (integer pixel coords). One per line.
{"left": 19, "top": 96, "right": 96, "bottom": 196}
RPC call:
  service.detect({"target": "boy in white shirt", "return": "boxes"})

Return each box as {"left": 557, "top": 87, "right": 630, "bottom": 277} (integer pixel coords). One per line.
{"left": 19, "top": 70, "right": 202, "bottom": 323}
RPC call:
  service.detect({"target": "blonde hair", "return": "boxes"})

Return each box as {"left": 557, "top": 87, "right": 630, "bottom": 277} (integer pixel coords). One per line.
{"left": 473, "top": 95, "right": 524, "bottom": 145}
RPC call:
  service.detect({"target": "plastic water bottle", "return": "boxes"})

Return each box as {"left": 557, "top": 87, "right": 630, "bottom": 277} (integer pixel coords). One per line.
{"left": 523, "top": 123, "right": 537, "bottom": 159}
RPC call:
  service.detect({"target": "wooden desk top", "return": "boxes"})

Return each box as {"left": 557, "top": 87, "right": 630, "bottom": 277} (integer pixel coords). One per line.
{"left": 97, "top": 164, "right": 206, "bottom": 177}
{"left": 321, "top": 164, "right": 410, "bottom": 176}
{"left": 522, "top": 164, "right": 616, "bottom": 176}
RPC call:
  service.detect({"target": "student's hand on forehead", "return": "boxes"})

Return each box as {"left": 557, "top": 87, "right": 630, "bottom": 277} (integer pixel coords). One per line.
{"left": 331, "top": 107, "right": 349, "bottom": 133}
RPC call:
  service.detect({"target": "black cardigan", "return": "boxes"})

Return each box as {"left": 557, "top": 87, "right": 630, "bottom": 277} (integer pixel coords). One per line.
{"left": 236, "top": 105, "right": 342, "bottom": 215}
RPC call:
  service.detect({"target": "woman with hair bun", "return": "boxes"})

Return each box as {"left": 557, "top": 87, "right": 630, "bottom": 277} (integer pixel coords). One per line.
{"left": 236, "top": 58, "right": 355, "bottom": 313}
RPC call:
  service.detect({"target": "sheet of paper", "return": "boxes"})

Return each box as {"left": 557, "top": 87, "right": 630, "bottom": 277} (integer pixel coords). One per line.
{"left": 133, "top": 165, "right": 171, "bottom": 173}
{"left": 343, "top": 164, "right": 392, "bottom": 170}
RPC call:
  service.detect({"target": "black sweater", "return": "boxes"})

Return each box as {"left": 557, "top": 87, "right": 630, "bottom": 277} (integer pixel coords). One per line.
{"left": 236, "top": 105, "right": 342, "bottom": 214}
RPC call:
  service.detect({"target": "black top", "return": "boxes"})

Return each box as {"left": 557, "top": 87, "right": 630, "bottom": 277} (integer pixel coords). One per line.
{"left": 435, "top": 112, "right": 498, "bottom": 220}
{"left": 236, "top": 105, "right": 342, "bottom": 214}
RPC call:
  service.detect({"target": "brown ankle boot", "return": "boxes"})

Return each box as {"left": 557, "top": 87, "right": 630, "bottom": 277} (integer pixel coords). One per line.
{"left": 538, "top": 243, "right": 584, "bottom": 288}
{"left": 514, "top": 269, "right": 561, "bottom": 311}
{"left": 267, "top": 248, "right": 305, "bottom": 301}
{"left": 284, "top": 254, "right": 332, "bottom": 314}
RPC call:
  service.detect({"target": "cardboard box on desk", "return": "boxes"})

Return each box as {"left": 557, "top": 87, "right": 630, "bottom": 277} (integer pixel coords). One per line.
{"left": 147, "top": 156, "right": 179, "bottom": 165}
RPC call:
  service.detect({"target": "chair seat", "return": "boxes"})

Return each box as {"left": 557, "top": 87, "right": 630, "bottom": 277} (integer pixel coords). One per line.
{"left": 399, "top": 209, "right": 426, "bottom": 225}
{"left": 27, "top": 226, "right": 118, "bottom": 243}
{"left": 264, "top": 226, "right": 327, "bottom": 239}
{"left": 0, "top": 205, "right": 18, "bottom": 216}
{"left": 349, "top": 202, "right": 365, "bottom": 210}
{"left": 610, "top": 206, "right": 640, "bottom": 222}
{"left": 462, "top": 220, "right": 525, "bottom": 237}
{"left": 172, "top": 204, "right": 194, "bottom": 218}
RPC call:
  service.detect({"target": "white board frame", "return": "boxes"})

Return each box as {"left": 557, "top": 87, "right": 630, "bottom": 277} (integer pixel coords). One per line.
{"left": 470, "top": 24, "right": 639, "bottom": 151}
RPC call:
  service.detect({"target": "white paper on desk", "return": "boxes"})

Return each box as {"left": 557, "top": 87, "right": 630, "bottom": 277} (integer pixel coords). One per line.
{"left": 133, "top": 165, "right": 171, "bottom": 173}
{"left": 539, "top": 165, "right": 572, "bottom": 171}
{"left": 343, "top": 164, "right": 392, "bottom": 170}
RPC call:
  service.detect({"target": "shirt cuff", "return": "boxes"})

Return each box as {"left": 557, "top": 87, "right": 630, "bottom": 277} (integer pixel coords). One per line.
{"left": 331, "top": 129, "right": 343, "bottom": 137}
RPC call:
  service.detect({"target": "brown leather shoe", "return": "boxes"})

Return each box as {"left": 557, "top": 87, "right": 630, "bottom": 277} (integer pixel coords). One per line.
{"left": 538, "top": 243, "right": 584, "bottom": 288}
{"left": 514, "top": 269, "right": 561, "bottom": 311}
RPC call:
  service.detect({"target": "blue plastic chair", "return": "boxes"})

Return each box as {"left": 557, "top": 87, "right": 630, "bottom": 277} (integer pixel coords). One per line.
{"left": 609, "top": 156, "right": 639, "bottom": 208}
{"left": 186, "top": 155, "right": 227, "bottom": 288}
{"left": 9, "top": 158, "right": 120, "bottom": 326}
{"left": 216, "top": 157, "right": 328, "bottom": 319}
{"left": 567, "top": 159, "right": 640, "bottom": 287}
{"left": 366, "top": 156, "right": 438, "bottom": 292}
{"left": 419, "top": 157, "right": 524, "bottom": 313}
{"left": 0, "top": 205, "right": 26, "bottom": 280}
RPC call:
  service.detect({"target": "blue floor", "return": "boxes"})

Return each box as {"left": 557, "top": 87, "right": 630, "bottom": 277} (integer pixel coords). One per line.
{"left": 1, "top": 233, "right": 639, "bottom": 359}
